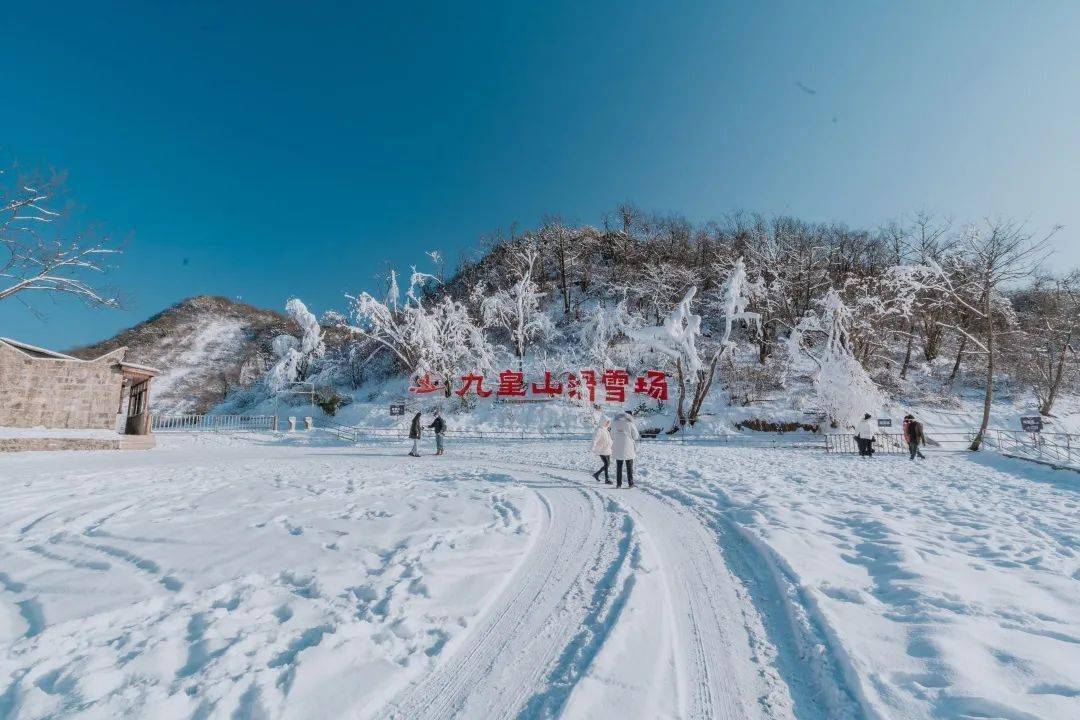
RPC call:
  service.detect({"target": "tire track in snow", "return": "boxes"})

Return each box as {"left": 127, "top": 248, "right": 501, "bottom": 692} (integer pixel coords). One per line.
{"left": 386, "top": 458, "right": 791, "bottom": 719}
{"left": 384, "top": 470, "right": 634, "bottom": 720}
{"left": 459, "top": 451, "right": 858, "bottom": 719}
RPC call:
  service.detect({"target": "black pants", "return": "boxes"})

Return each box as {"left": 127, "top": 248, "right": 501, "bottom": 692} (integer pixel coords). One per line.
{"left": 616, "top": 459, "right": 634, "bottom": 486}
{"left": 593, "top": 455, "right": 610, "bottom": 481}
{"left": 908, "top": 442, "right": 925, "bottom": 460}
{"left": 856, "top": 437, "right": 874, "bottom": 456}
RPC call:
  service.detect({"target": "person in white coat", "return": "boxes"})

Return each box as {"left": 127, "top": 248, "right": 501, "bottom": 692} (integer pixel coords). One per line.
{"left": 610, "top": 412, "right": 640, "bottom": 488}
{"left": 854, "top": 413, "right": 876, "bottom": 457}
{"left": 591, "top": 418, "right": 613, "bottom": 484}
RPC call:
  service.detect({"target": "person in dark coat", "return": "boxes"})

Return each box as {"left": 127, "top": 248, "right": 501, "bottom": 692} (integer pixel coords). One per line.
{"left": 903, "top": 414, "right": 926, "bottom": 460}
{"left": 429, "top": 411, "right": 446, "bottom": 456}
{"left": 408, "top": 412, "right": 422, "bottom": 457}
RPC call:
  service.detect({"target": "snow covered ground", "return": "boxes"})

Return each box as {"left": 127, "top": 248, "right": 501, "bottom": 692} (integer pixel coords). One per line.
{"left": 1, "top": 434, "right": 1077, "bottom": 719}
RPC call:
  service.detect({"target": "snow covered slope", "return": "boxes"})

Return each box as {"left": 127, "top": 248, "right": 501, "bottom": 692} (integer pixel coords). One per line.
{"left": 2, "top": 435, "right": 1075, "bottom": 719}
{"left": 70, "top": 296, "right": 294, "bottom": 413}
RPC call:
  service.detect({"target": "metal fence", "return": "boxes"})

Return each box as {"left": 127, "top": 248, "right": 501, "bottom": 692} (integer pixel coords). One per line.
{"left": 318, "top": 418, "right": 824, "bottom": 448}
{"left": 319, "top": 419, "right": 594, "bottom": 443}
{"left": 151, "top": 415, "right": 1080, "bottom": 470}
{"left": 151, "top": 414, "right": 277, "bottom": 432}
{"left": 825, "top": 429, "right": 1080, "bottom": 469}
{"left": 825, "top": 431, "right": 983, "bottom": 454}
{"left": 984, "top": 430, "right": 1080, "bottom": 470}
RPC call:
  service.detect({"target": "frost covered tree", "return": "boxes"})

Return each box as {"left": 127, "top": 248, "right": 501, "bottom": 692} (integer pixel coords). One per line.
{"left": 788, "top": 288, "right": 886, "bottom": 428}
{"left": 631, "top": 258, "right": 759, "bottom": 429}
{"left": 425, "top": 296, "right": 496, "bottom": 396}
{"left": 267, "top": 298, "right": 325, "bottom": 392}
{"left": 1011, "top": 272, "right": 1080, "bottom": 416}
{"left": 350, "top": 268, "right": 437, "bottom": 373}
{"left": 579, "top": 300, "right": 645, "bottom": 370}
{"left": 351, "top": 267, "right": 493, "bottom": 394}
{"left": 481, "top": 244, "right": 555, "bottom": 364}
{"left": 925, "top": 221, "right": 1054, "bottom": 450}
{"left": 1, "top": 167, "right": 122, "bottom": 309}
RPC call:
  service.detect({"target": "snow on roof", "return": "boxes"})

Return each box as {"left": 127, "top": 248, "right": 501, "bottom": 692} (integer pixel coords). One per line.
{"left": 0, "top": 337, "right": 80, "bottom": 361}
{"left": 120, "top": 361, "right": 163, "bottom": 376}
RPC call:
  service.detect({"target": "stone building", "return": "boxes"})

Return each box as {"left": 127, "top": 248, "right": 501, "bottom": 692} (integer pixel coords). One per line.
{"left": 0, "top": 337, "right": 160, "bottom": 451}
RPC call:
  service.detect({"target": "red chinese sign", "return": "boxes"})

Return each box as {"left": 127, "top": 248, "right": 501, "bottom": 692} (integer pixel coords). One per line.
{"left": 412, "top": 370, "right": 668, "bottom": 402}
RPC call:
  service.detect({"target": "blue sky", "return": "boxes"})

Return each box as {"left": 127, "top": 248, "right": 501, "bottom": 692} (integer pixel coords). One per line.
{"left": 3, "top": 1, "right": 1079, "bottom": 349}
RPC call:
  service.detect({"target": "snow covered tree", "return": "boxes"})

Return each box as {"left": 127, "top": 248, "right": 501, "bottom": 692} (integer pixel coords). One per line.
{"left": 350, "top": 268, "right": 438, "bottom": 373}
{"left": 267, "top": 298, "right": 325, "bottom": 392}
{"left": 1, "top": 167, "right": 122, "bottom": 309}
{"left": 350, "top": 267, "right": 493, "bottom": 394}
{"left": 925, "top": 220, "right": 1055, "bottom": 450}
{"left": 481, "top": 243, "right": 555, "bottom": 364}
{"left": 788, "top": 288, "right": 886, "bottom": 428}
{"left": 630, "top": 258, "right": 759, "bottom": 429}
{"left": 425, "top": 295, "right": 496, "bottom": 396}
{"left": 579, "top": 300, "right": 645, "bottom": 370}
{"left": 1011, "top": 271, "right": 1080, "bottom": 416}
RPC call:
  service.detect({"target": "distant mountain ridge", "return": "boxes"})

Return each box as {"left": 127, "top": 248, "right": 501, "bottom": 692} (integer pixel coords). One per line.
{"left": 70, "top": 296, "right": 295, "bottom": 413}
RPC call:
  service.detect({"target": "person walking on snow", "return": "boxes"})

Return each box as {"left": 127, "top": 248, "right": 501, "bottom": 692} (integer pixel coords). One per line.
{"left": 610, "top": 411, "right": 640, "bottom": 488}
{"left": 429, "top": 411, "right": 447, "bottom": 456}
{"left": 591, "top": 418, "right": 613, "bottom": 484}
{"left": 903, "top": 414, "right": 926, "bottom": 460}
{"left": 408, "top": 412, "right": 422, "bottom": 457}
{"left": 855, "top": 413, "right": 876, "bottom": 457}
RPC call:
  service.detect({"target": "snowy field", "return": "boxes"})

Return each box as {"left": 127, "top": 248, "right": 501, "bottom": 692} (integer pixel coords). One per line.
{"left": 1, "top": 435, "right": 1077, "bottom": 719}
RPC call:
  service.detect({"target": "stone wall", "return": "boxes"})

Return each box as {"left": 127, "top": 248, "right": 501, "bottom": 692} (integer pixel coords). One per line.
{"left": 0, "top": 435, "right": 156, "bottom": 452}
{"left": 0, "top": 343, "right": 127, "bottom": 429}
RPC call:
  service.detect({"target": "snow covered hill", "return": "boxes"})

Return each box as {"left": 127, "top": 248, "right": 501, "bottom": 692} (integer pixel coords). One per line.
{"left": 70, "top": 296, "right": 295, "bottom": 414}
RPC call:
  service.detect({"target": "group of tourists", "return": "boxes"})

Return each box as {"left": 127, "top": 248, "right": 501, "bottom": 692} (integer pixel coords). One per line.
{"left": 406, "top": 406, "right": 928, "bottom": 469}
{"left": 408, "top": 411, "right": 446, "bottom": 457}
{"left": 854, "top": 412, "right": 927, "bottom": 460}
{"left": 589, "top": 411, "right": 641, "bottom": 488}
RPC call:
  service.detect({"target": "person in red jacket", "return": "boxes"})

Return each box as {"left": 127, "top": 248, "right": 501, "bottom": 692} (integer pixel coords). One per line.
{"left": 903, "top": 414, "right": 926, "bottom": 460}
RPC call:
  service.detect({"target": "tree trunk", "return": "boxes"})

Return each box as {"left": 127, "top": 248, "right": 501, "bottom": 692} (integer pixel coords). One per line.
{"left": 899, "top": 317, "right": 915, "bottom": 379}
{"left": 668, "top": 359, "right": 688, "bottom": 433}
{"left": 758, "top": 321, "right": 771, "bottom": 364}
{"left": 969, "top": 292, "right": 994, "bottom": 451}
{"left": 687, "top": 353, "right": 721, "bottom": 426}
{"left": 947, "top": 334, "right": 967, "bottom": 384}
{"left": 1039, "top": 338, "right": 1070, "bottom": 416}
{"left": 557, "top": 250, "right": 571, "bottom": 315}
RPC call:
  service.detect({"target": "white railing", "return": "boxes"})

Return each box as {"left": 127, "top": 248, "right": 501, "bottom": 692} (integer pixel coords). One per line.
{"left": 985, "top": 430, "right": 1080, "bottom": 470}
{"left": 826, "top": 429, "right": 1080, "bottom": 469}
{"left": 151, "top": 414, "right": 276, "bottom": 432}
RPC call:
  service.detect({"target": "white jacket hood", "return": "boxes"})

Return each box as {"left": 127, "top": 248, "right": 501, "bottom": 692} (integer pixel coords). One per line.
{"left": 591, "top": 426, "right": 613, "bottom": 455}
{"left": 610, "top": 414, "right": 640, "bottom": 460}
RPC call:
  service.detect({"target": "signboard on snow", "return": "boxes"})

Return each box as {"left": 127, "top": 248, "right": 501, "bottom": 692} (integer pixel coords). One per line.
{"left": 389, "top": 404, "right": 406, "bottom": 417}
{"left": 803, "top": 411, "right": 827, "bottom": 424}
{"left": 1020, "top": 416, "right": 1043, "bottom": 433}
{"left": 877, "top": 418, "right": 893, "bottom": 428}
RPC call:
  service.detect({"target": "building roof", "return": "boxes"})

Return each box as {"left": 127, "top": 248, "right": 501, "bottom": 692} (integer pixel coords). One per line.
{"left": 0, "top": 338, "right": 152, "bottom": 373}
{"left": 119, "top": 361, "right": 163, "bottom": 377}
{"left": 0, "top": 337, "right": 80, "bottom": 360}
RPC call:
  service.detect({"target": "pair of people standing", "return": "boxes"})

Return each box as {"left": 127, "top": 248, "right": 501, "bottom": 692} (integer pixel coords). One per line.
{"left": 591, "top": 412, "right": 640, "bottom": 488}
{"left": 408, "top": 411, "right": 446, "bottom": 457}
{"left": 853, "top": 411, "right": 927, "bottom": 461}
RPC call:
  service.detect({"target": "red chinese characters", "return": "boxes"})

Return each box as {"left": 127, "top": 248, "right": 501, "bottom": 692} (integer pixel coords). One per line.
{"left": 531, "top": 371, "right": 564, "bottom": 397}
{"left": 455, "top": 373, "right": 492, "bottom": 397}
{"left": 434, "top": 369, "right": 667, "bottom": 403}
{"left": 601, "top": 369, "right": 630, "bottom": 403}
{"left": 633, "top": 370, "right": 669, "bottom": 401}
{"left": 567, "top": 370, "right": 597, "bottom": 402}
{"left": 410, "top": 374, "right": 442, "bottom": 394}
{"left": 496, "top": 370, "right": 527, "bottom": 397}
